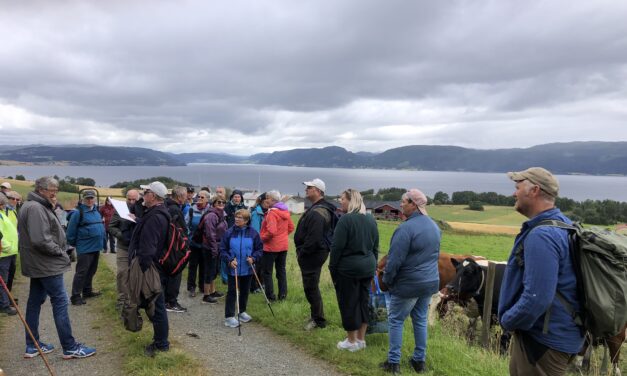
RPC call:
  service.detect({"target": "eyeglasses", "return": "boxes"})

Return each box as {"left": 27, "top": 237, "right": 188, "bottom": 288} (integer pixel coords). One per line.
{"left": 235, "top": 216, "right": 244, "bottom": 220}
{"left": 198, "top": 196, "right": 207, "bottom": 200}
{"left": 45, "top": 188, "right": 59, "bottom": 193}
{"left": 214, "top": 200, "right": 226, "bottom": 205}
{"left": 8, "top": 197, "right": 17, "bottom": 201}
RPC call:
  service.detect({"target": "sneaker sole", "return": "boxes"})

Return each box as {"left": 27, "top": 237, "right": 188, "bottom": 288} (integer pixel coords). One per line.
{"left": 62, "top": 351, "right": 96, "bottom": 360}
{"left": 166, "top": 309, "right": 187, "bottom": 313}
{"left": 24, "top": 349, "right": 54, "bottom": 358}
{"left": 202, "top": 300, "right": 218, "bottom": 304}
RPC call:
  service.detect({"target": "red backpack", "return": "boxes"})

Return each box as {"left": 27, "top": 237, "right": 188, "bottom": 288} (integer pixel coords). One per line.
{"left": 159, "top": 220, "right": 191, "bottom": 276}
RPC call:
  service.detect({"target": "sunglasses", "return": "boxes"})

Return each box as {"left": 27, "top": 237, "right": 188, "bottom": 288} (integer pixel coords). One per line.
{"left": 214, "top": 200, "right": 226, "bottom": 205}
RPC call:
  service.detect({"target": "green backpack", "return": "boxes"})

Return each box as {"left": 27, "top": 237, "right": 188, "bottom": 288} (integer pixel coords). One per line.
{"left": 520, "top": 220, "right": 627, "bottom": 338}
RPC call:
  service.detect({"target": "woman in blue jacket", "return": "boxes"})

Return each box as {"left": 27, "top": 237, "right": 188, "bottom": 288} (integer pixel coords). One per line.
{"left": 219, "top": 209, "right": 263, "bottom": 328}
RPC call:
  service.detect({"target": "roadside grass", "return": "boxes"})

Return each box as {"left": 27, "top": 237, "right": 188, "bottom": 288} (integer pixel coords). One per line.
{"left": 93, "top": 260, "right": 206, "bottom": 376}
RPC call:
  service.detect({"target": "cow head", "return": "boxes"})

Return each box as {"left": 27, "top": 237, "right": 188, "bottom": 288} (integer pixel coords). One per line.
{"left": 446, "top": 257, "right": 486, "bottom": 301}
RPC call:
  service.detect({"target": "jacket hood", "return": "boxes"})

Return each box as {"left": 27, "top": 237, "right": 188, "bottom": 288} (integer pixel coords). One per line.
{"left": 27, "top": 191, "right": 53, "bottom": 210}
{"left": 273, "top": 202, "right": 289, "bottom": 211}
{"left": 312, "top": 199, "right": 337, "bottom": 213}
{"left": 230, "top": 189, "right": 244, "bottom": 201}
{"left": 208, "top": 206, "right": 224, "bottom": 217}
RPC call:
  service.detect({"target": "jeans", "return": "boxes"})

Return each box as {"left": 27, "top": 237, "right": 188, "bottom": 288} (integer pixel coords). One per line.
{"left": 0, "top": 256, "right": 16, "bottom": 308}
{"left": 164, "top": 272, "right": 182, "bottom": 305}
{"left": 261, "top": 251, "right": 287, "bottom": 299}
{"left": 186, "top": 245, "right": 205, "bottom": 292}
{"left": 387, "top": 293, "right": 432, "bottom": 364}
{"left": 104, "top": 231, "right": 116, "bottom": 253}
{"left": 25, "top": 274, "right": 77, "bottom": 351}
{"left": 225, "top": 274, "right": 252, "bottom": 318}
{"left": 149, "top": 276, "right": 169, "bottom": 349}
{"left": 71, "top": 252, "right": 100, "bottom": 296}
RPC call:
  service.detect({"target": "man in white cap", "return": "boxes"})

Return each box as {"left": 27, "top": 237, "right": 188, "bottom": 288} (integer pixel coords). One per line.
{"left": 128, "top": 181, "right": 172, "bottom": 356}
{"left": 0, "top": 182, "right": 11, "bottom": 198}
{"left": 294, "top": 178, "right": 337, "bottom": 331}
{"left": 498, "top": 167, "right": 583, "bottom": 375}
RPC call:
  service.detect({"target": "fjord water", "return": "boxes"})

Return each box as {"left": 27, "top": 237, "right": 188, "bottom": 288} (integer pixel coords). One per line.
{"left": 1, "top": 164, "right": 625, "bottom": 202}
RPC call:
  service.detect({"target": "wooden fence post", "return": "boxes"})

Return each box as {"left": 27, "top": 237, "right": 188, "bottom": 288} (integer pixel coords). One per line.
{"left": 481, "top": 262, "right": 496, "bottom": 348}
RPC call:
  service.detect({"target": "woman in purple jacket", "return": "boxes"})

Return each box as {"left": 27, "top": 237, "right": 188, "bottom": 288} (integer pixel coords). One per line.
{"left": 201, "top": 195, "right": 228, "bottom": 304}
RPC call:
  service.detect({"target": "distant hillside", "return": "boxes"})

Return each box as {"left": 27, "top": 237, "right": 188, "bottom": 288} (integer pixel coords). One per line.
{"left": 1, "top": 142, "right": 626, "bottom": 174}
{"left": 175, "top": 153, "right": 247, "bottom": 164}
{"left": 0, "top": 145, "right": 183, "bottom": 166}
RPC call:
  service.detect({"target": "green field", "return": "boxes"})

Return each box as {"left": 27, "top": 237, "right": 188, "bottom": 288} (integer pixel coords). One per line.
{"left": 427, "top": 204, "right": 525, "bottom": 227}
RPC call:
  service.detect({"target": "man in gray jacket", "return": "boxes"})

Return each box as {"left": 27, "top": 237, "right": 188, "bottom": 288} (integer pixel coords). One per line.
{"left": 19, "top": 176, "right": 96, "bottom": 359}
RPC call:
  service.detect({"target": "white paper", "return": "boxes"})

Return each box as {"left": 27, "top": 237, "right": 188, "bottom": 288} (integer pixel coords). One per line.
{"left": 109, "top": 197, "right": 136, "bottom": 222}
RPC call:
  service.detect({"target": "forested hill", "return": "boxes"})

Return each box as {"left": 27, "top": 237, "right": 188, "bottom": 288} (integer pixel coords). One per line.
{"left": 1, "top": 142, "right": 626, "bottom": 175}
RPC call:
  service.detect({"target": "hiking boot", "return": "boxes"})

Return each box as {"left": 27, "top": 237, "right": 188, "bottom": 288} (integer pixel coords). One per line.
{"left": 1, "top": 306, "right": 17, "bottom": 316}
{"left": 238, "top": 312, "right": 252, "bottom": 323}
{"left": 266, "top": 294, "right": 277, "bottom": 302}
{"left": 410, "top": 359, "right": 426, "bottom": 373}
{"left": 209, "top": 291, "right": 224, "bottom": 298}
{"left": 62, "top": 343, "right": 96, "bottom": 359}
{"left": 166, "top": 302, "right": 187, "bottom": 313}
{"left": 202, "top": 295, "right": 218, "bottom": 304}
{"left": 144, "top": 343, "right": 169, "bottom": 357}
{"left": 337, "top": 338, "right": 361, "bottom": 352}
{"left": 379, "top": 361, "right": 401, "bottom": 374}
{"left": 24, "top": 342, "right": 55, "bottom": 358}
{"left": 70, "top": 295, "right": 86, "bottom": 305}
{"left": 224, "top": 317, "right": 240, "bottom": 328}
{"left": 83, "top": 291, "right": 102, "bottom": 299}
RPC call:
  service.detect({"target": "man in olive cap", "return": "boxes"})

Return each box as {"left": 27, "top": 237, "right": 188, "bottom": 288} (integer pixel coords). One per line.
{"left": 498, "top": 167, "right": 584, "bottom": 375}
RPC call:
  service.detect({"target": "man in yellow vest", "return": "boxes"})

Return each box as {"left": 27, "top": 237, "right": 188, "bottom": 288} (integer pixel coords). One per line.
{"left": 0, "top": 194, "right": 18, "bottom": 316}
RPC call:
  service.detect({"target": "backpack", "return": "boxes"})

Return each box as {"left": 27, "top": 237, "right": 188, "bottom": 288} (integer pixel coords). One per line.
{"left": 312, "top": 204, "right": 340, "bottom": 250}
{"left": 516, "top": 220, "right": 627, "bottom": 338}
{"left": 158, "top": 214, "right": 191, "bottom": 276}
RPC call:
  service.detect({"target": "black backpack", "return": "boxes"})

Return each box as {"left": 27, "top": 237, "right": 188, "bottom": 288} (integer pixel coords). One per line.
{"left": 191, "top": 211, "right": 209, "bottom": 245}
{"left": 158, "top": 214, "right": 191, "bottom": 276}
{"left": 312, "top": 204, "right": 340, "bottom": 250}
{"left": 516, "top": 220, "right": 627, "bottom": 338}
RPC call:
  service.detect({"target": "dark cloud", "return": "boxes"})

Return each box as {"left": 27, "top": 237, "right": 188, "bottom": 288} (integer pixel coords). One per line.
{"left": 1, "top": 0, "right": 626, "bottom": 154}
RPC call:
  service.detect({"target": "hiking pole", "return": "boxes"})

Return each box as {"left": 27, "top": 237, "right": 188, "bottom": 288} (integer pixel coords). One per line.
{"left": 0, "top": 275, "right": 55, "bottom": 376}
{"left": 251, "top": 264, "right": 275, "bottom": 318}
{"left": 234, "top": 260, "right": 241, "bottom": 336}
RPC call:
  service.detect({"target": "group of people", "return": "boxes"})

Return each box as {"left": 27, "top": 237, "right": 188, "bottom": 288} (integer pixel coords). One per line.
{"left": 1, "top": 166, "right": 588, "bottom": 376}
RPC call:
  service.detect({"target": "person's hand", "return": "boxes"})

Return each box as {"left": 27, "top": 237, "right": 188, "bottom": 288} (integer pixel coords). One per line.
{"left": 128, "top": 213, "right": 136, "bottom": 220}
{"left": 246, "top": 256, "right": 254, "bottom": 265}
{"left": 230, "top": 258, "right": 238, "bottom": 269}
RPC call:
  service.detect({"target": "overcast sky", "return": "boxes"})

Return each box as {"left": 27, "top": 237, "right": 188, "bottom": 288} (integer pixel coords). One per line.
{"left": 1, "top": 1, "right": 626, "bottom": 155}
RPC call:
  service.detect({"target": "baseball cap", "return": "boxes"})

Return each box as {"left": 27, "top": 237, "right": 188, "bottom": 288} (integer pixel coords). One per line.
{"left": 82, "top": 190, "right": 96, "bottom": 199}
{"left": 187, "top": 186, "right": 195, "bottom": 193}
{"left": 406, "top": 189, "right": 428, "bottom": 216}
{"left": 140, "top": 181, "right": 168, "bottom": 199}
{"left": 507, "top": 167, "right": 559, "bottom": 197}
{"left": 1, "top": 182, "right": 11, "bottom": 189}
{"left": 303, "top": 178, "right": 326, "bottom": 193}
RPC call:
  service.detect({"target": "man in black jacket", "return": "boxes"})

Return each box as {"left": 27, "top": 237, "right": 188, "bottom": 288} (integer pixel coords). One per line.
{"left": 128, "top": 181, "right": 171, "bottom": 357}
{"left": 163, "top": 186, "right": 188, "bottom": 313}
{"left": 108, "top": 189, "right": 139, "bottom": 310}
{"left": 294, "top": 178, "right": 336, "bottom": 331}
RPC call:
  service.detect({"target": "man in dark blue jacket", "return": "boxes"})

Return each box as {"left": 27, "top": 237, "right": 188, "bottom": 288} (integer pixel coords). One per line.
{"left": 499, "top": 167, "right": 584, "bottom": 375}
{"left": 381, "top": 189, "right": 440, "bottom": 374}
{"left": 128, "top": 181, "right": 171, "bottom": 357}
{"left": 67, "top": 190, "right": 106, "bottom": 306}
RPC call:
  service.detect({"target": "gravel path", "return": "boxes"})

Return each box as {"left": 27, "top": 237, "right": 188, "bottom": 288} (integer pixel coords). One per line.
{"left": 0, "top": 260, "right": 121, "bottom": 376}
{"left": 100, "top": 253, "right": 343, "bottom": 376}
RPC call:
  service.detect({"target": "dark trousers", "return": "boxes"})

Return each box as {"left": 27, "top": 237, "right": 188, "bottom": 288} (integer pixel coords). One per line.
{"left": 164, "top": 272, "right": 182, "bottom": 305}
{"left": 297, "top": 251, "right": 329, "bottom": 325}
{"left": 225, "top": 274, "right": 252, "bottom": 318}
{"left": 0, "top": 256, "right": 15, "bottom": 308}
{"left": 261, "top": 251, "right": 287, "bottom": 300}
{"left": 250, "top": 263, "right": 263, "bottom": 292}
{"left": 7, "top": 254, "right": 16, "bottom": 291}
{"left": 149, "top": 276, "right": 169, "bottom": 349}
{"left": 186, "top": 245, "right": 205, "bottom": 291}
{"left": 71, "top": 252, "right": 100, "bottom": 296}
{"left": 333, "top": 273, "right": 370, "bottom": 331}
{"left": 104, "top": 231, "right": 116, "bottom": 253}
{"left": 202, "top": 251, "right": 219, "bottom": 285}
{"left": 510, "top": 331, "right": 572, "bottom": 376}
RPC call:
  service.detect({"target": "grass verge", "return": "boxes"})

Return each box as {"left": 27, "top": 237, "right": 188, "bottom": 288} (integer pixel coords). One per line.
{"left": 93, "top": 259, "right": 206, "bottom": 376}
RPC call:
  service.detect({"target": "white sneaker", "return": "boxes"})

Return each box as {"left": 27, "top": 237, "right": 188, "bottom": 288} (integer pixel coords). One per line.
{"left": 357, "top": 340, "right": 366, "bottom": 349}
{"left": 336, "top": 338, "right": 361, "bottom": 352}
{"left": 224, "top": 317, "right": 239, "bottom": 328}
{"left": 239, "top": 312, "right": 252, "bottom": 323}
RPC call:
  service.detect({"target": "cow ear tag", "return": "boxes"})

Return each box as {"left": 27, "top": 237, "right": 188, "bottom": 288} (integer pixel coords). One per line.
{"left": 462, "top": 260, "right": 470, "bottom": 267}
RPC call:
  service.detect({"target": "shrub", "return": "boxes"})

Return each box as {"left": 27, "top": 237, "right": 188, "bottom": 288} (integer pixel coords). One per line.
{"left": 467, "top": 201, "right": 485, "bottom": 211}
{"left": 15, "top": 175, "right": 26, "bottom": 181}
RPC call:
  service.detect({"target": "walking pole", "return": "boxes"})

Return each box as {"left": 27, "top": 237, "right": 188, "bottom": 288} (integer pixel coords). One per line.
{"left": 0, "top": 275, "right": 55, "bottom": 376}
{"left": 234, "top": 260, "right": 241, "bottom": 336}
{"left": 250, "top": 264, "right": 275, "bottom": 318}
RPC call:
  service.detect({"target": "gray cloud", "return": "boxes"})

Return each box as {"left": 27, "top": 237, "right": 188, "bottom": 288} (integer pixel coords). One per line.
{"left": 1, "top": 0, "right": 626, "bottom": 155}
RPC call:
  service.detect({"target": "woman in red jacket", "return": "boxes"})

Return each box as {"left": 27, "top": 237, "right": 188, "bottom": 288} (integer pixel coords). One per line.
{"left": 259, "top": 190, "right": 294, "bottom": 301}
{"left": 99, "top": 197, "right": 116, "bottom": 253}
